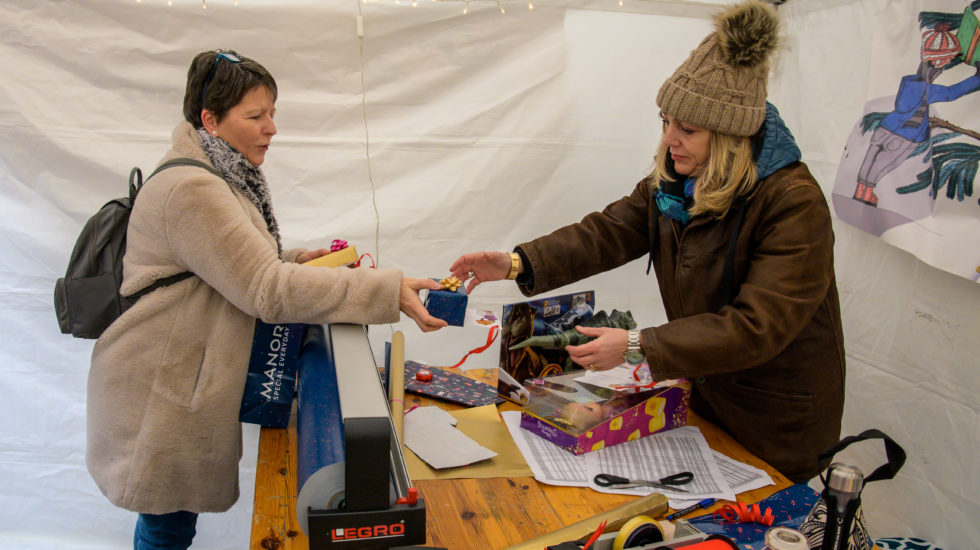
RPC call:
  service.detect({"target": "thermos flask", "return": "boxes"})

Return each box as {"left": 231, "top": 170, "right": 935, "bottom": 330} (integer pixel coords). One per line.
{"left": 821, "top": 463, "right": 865, "bottom": 550}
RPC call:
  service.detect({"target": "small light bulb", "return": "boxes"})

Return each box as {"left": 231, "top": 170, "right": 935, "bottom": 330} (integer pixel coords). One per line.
{"left": 528, "top": 1, "right": 534, "bottom": 9}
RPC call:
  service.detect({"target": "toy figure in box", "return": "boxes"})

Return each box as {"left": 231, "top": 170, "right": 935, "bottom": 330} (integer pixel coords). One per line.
{"left": 508, "top": 309, "right": 636, "bottom": 351}
{"left": 497, "top": 292, "right": 596, "bottom": 402}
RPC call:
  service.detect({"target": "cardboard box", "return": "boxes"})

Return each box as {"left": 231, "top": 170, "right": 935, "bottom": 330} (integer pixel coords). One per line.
{"left": 519, "top": 371, "right": 690, "bottom": 455}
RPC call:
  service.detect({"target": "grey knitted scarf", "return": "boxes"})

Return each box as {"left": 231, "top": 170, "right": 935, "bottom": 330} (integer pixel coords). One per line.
{"left": 197, "top": 127, "right": 282, "bottom": 257}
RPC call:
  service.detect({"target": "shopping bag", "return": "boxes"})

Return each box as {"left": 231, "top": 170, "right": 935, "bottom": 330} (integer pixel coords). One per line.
{"left": 239, "top": 321, "right": 305, "bottom": 428}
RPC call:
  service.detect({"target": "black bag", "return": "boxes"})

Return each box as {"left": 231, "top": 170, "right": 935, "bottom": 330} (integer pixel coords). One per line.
{"left": 799, "top": 429, "right": 906, "bottom": 550}
{"left": 54, "top": 158, "right": 220, "bottom": 338}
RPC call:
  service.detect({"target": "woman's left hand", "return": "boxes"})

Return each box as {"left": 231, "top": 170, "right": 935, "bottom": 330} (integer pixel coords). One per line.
{"left": 296, "top": 248, "right": 330, "bottom": 264}
{"left": 565, "top": 326, "right": 628, "bottom": 371}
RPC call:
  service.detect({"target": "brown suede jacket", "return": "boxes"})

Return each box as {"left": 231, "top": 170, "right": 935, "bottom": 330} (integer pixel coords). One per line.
{"left": 516, "top": 121, "right": 845, "bottom": 481}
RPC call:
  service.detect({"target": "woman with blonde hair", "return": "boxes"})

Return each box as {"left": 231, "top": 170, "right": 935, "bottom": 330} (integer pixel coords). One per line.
{"left": 450, "top": 0, "right": 844, "bottom": 482}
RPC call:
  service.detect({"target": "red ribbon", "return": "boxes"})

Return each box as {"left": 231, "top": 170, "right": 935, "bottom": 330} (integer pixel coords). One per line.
{"left": 447, "top": 325, "right": 500, "bottom": 369}
{"left": 352, "top": 252, "right": 376, "bottom": 269}
{"left": 330, "top": 239, "right": 348, "bottom": 252}
{"left": 712, "top": 502, "right": 774, "bottom": 526}
{"left": 613, "top": 363, "right": 657, "bottom": 391}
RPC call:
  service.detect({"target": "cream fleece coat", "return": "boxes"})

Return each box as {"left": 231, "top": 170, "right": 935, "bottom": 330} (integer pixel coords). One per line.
{"left": 86, "top": 122, "right": 401, "bottom": 513}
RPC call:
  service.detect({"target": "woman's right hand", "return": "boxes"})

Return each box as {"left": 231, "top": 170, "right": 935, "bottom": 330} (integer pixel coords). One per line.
{"left": 450, "top": 251, "right": 516, "bottom": 293}
{"left": 400, "top": 277, "right": 448, "bottom": 332}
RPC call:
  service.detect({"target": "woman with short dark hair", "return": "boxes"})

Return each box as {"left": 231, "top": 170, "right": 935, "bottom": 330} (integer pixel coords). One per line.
{"left": 86, "top": 49, "right": 446, "bottom": 549}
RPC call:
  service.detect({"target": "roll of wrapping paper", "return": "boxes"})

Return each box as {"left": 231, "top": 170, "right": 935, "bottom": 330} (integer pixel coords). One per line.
{"left": 502, "top": 492, "right": 668, "bottom": 550}
{"left": 295, "top": 324, "right": 347, "bottom": 536}
{"left": 389, "top": 331, "right": 406, "bottom": 441}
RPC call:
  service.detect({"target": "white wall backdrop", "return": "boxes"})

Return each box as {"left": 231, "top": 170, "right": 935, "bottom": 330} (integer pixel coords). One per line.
{"left": 0, "top": 0, "right": 976, "bottom": 549}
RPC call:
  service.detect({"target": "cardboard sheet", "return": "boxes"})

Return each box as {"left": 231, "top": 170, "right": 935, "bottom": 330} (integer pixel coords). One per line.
{"left": 405, "top": 404, "right": 532, "bottom": 480}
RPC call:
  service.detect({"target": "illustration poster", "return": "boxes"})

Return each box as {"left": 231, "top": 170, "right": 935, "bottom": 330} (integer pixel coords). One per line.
{"left": 832, "top": 2, "right": 980, "bottom": 282}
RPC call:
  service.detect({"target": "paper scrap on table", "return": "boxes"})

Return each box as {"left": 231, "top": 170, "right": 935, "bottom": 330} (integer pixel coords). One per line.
{"left": 464, "top": 308, "right": 500, "bottom": 328}
{"left": 573, "top": 365, "right": 683, "bottom": 390}
{"left": 404, "top": 406, "right": 497, "bottom": 469}
{"left": 668, "top": 450, "right": 773, "bottom": 509}
{"left": 576, "top": 365, "right": 650, "bottom": 387}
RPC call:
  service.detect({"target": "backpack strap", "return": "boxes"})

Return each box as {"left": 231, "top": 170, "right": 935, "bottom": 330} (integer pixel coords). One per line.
{"left": 818, "top": 429, "right": 907, "bottom": 485}
{"left": 123, "top": 158, "right": 223, "bottom": 299}
{"left": 147, "top": 157, "right": 223, "bottom": 181}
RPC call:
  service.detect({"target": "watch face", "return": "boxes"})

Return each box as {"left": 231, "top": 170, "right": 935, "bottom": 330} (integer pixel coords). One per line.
{"left": 625, "top": 350, "right": 644, "bottom": 365}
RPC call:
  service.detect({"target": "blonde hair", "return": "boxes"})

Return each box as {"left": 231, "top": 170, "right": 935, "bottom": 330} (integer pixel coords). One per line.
{"left": 651, "top": 131, "right": 758, "bottom": 219}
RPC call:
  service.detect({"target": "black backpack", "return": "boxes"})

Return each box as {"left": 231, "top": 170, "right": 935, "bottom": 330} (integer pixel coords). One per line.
{"left": 54, "top": 158, "right": 221, "bottom": 339}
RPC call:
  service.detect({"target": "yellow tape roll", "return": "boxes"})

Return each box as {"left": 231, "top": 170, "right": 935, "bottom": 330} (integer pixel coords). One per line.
{"left": 612, "top": 514, "right": 664, "bottom": 550}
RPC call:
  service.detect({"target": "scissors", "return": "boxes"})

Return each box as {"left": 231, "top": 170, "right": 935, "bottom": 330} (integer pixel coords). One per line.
{"left": 593, "top": 471, "right": 694, "bottom": 493}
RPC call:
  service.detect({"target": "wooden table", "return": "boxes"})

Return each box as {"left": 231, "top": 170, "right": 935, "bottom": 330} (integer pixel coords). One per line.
{"left": 249, "top": 368, "right": 793, "bottom": 550}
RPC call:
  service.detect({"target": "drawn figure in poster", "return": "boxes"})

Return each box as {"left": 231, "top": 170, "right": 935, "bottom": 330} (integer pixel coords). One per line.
{"left": 851, "top": 21, "right": 980, "bottom": 207}
{"left": 832, "top": 3, "right": 980, "bottom": 282}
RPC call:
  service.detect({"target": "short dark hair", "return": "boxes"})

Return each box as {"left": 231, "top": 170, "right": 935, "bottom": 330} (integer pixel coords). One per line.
{"left": 182, "top": 49, "right": 278, "bottom": 129}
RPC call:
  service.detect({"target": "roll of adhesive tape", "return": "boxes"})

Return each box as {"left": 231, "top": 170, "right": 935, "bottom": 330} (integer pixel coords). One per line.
{"left": 764, "top": 526, "right": 809, "bottom": 550}
{"left": 613, "top": 515, "right": 664, "bottom": 550}
{"left": 295, "top": 324, "right": 347, "bottom": 536}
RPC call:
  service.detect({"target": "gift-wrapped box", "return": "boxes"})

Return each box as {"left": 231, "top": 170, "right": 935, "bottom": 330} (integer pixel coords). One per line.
{"left": 519, "top": 370, "right": 691, "bottom": 455}
{"left": 424, "top": 278, "right": 468, "bottom": 326}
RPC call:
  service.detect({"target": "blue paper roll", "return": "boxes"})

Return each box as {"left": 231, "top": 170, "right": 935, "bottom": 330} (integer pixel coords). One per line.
{"left": 295, "top": 324, "right": 347, "bottom": 535}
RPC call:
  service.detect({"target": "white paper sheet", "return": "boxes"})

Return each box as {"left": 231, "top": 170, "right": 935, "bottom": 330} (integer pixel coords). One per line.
{"left": 503, "top": 412, "right": 775, "bottom": 508}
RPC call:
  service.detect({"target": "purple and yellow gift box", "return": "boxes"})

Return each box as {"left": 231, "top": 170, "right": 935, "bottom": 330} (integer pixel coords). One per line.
{"left": 520, "top": 377, "right": 691, "bottom": 455}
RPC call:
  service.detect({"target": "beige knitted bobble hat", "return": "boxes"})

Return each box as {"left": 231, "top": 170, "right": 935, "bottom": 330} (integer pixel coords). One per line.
{"left": 656, "top": 0, "right": 781, "bottom": 137}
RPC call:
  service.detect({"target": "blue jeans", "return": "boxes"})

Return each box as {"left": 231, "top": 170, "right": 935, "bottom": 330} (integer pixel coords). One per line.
{"left": 134, "top": 511, "right": 198, "bottom": 550}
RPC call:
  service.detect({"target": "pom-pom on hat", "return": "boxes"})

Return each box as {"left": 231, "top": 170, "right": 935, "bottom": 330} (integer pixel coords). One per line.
{"left": 656, "top": 0, "right": 781, "bottom": 136}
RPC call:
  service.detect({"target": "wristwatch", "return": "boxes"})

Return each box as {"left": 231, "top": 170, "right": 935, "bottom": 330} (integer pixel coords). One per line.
{"left": 623, "top": 330, "right": 644, "bottom": 365}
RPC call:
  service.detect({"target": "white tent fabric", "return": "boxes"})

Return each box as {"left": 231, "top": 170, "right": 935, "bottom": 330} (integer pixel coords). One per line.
{"left": 0, "top": 0, "right": 976, "bottom": 549}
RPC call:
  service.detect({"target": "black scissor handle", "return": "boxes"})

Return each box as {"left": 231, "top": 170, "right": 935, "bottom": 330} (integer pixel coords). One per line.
{"left": 593, "top": 473, "right": 630, "bottom": 487}
{"left": 660, "top": 471, "right": 694, "bottom": 485}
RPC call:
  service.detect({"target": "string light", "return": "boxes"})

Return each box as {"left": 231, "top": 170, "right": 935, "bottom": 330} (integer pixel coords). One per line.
{"left": 131, "top": 0, "right": 628, "bottom": 11}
